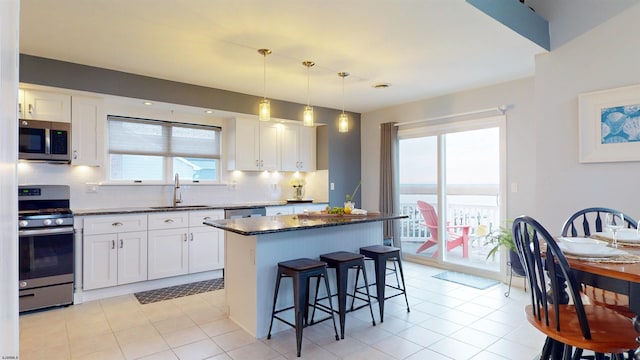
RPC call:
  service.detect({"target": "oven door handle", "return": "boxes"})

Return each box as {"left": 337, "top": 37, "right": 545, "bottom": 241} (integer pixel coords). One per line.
{"left": 19, "top": 227, "right": 75, "bottom": 236}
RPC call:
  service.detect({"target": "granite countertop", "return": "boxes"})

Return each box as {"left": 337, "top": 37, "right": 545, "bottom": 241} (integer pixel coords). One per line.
{"left": 204, "top": 213, "right": 408, "bottom": 236}
{"left": 72, "top": 201, "right": 328, "bottom": 216}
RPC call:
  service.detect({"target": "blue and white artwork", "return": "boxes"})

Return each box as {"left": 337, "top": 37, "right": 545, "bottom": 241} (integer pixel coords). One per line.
{"left": 601, "top": 105, "right": 640, "bottom": 144}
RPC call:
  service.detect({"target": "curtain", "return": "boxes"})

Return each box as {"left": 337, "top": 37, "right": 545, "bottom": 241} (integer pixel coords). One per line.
{"left": 379, "top": 122, "right": 400, "bottom": 247}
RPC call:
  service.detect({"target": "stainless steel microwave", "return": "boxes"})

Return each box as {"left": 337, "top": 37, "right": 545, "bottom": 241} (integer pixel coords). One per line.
{"left": 19, "top": 119, "right": 71, "bottom": 163}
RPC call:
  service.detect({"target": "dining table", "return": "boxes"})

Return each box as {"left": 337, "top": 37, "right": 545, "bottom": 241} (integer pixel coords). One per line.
{"left": 561, "top": 236, "right": 640, "bottom": 355}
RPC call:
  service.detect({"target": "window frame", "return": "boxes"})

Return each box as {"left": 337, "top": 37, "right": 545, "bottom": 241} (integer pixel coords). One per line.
{"left": 106, "top": 115, "right": 222, "bottom": 185}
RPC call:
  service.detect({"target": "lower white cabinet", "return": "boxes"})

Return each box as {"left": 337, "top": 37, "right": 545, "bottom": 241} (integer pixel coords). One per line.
{"left": 83, "top": 215, "right": 148, "bottom": 290}
{"left": 147, "top": 210, "right": 224, "bottom": 280}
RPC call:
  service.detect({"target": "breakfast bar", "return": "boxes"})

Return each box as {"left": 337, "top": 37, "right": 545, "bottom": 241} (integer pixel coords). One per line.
{"left": 204, "top": 213, "right": 406, "bottom": 338}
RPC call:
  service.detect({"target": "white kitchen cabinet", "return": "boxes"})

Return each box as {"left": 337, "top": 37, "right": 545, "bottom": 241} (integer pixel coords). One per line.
{"left": 71, "top": 95, "right": 105, "bottom": 166}
{"left": 188, "top": 210, "right": 224, "bottom": 273}
{"left": 266, "top": 205, "right": 294, "bottom": 216}
{"left": 82, "top": 215, "right": 148, "bottom": 290}
{"left": 147, "top": 210, "right": 223, "bottom": 279}
{"left": 19, "top": 88, "right": 71, "bottom": 122}
{"left": 227, "top": 117, "right": 279, "bottom": 171}
{"left": 280, "top": 124, "right": 316, "bottom": 172}
{"left": 147, "top": 212, "right": 190, "bottom": 279}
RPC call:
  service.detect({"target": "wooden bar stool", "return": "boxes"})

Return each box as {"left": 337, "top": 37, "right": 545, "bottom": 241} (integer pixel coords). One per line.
{"left": 313, "top": 251, "right": 376, "bottom": 339}
{"left": 267, "top": 258, "right": 339, "bottom": 357}
{"left": 357, "top": 245, "right": 410, "bottom": 322}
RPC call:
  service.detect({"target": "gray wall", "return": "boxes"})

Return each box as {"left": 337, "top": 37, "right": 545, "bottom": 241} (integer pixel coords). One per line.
{"left": 19, "top": 54, "right": 361, "bottom": 205}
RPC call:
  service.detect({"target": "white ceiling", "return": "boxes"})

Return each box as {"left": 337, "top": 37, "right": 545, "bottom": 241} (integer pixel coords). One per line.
{"left": 19, "top": 0, "right": 547, "bottom": 114}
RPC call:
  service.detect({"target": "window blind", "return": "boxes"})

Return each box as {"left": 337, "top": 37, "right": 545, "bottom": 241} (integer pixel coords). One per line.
{"left": 108, "top": 116, "right": 221, "bottom": 159}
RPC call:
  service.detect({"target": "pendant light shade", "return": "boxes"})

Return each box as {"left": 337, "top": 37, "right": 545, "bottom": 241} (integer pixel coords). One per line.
{"left": 302, "top": 61, "right": 315, "bottom": 127}
{"left": 258, "top": 49, "right": 271, "bottom": 122}
{"left": 338, "top": 72, "right": 350, "bottom": 133}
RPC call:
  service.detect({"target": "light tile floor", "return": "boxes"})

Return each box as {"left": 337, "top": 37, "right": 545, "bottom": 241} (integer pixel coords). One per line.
{"left": 19, "top": 262, "right": 546, "bottom": 359}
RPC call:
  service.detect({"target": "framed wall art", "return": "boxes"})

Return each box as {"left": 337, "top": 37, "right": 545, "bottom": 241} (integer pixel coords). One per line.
{"left": 579, "top": 84, "right": 640, "bottom": 163}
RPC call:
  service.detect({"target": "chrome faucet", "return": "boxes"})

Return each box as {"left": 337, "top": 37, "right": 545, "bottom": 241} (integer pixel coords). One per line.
{"left": 173, "top": 173, "right": 182, "bottom": 207}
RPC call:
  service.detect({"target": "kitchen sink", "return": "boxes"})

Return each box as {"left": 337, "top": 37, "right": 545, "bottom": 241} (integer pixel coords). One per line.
{"left": 149, "top": 205, "right": 211, "bottom": 210}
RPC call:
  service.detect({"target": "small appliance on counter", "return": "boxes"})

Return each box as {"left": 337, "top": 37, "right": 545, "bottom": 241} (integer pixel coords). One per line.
{"left": 18, "top": 185, "right": 74, "bottom": 312}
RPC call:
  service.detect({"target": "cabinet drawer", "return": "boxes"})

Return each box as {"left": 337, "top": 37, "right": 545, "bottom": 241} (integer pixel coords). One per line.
{"left": 148, "top": 212, "right": 189, "bottom": 230}
{"left": 189, "top": 210, "right": 223, "bottom": 227}
{"left": 84, "top": 214, "right": 147, "bottom": 235}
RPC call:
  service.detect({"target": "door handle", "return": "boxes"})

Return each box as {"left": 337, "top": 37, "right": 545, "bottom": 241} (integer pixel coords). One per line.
{"left": 112, "top": 240, "right": 115, "bottom": 249}
{"left": 28, "top": 103, "right": 33, "bottom": 114}
{"left": 164, "top": 219, "right": 174, "bottom": 223}
{"left": 120, "top": 239, "right": 124, "bottom": 248}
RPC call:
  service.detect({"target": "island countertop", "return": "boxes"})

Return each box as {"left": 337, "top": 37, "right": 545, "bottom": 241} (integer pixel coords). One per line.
{"left": 203, "top": 213, "right": 407, "bottom": 236}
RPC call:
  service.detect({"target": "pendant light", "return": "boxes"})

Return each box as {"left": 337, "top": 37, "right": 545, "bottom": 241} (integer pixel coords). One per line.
{"left": 258, "top": 49, "right": 272, "bottom": 122}
{"left": 338, "top": 71, "right": 350, "bottom": 133}
{"left": 302, "top": 60, "right": 315, "bottom": 127}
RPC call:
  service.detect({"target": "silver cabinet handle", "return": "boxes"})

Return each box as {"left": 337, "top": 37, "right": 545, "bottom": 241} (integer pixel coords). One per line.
{"left": 73, "top": 150, "right": 78, "bottom": 159}
{"left": 190, "top": 233, "right": 194, "bottom": 241}
{"left": 18, "top": 103, "right": 22, "bottom": 114}
{"left": 255, "top": 160, "right": 259, "bottom": 167}
{"left": 203, "top": 217, "right": 212, "bottom": 221}
{"left": 120, "top": 239, "right": 124, "bottom": 248}
{"left": 112, "top": 222, "right": 123, "bottom": 227}
{"left": 183, "top": 233, "right": 188, "bottom": 242}
{"left": 164, "top": 219, "right": 174, "bottom": 223}
{"left": 28, "top": 103, "right": 33, "bottom": 114}
{"left": 111, "top": 240, "right": 115, "bottom": 249}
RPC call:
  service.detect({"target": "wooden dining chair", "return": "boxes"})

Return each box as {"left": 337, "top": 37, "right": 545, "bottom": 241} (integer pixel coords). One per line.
{"left": 513, "top": 216, "right": 638, "bottom": 360}
{"left": 415, "top": 200, "right": 469, "bottom": 257}
{"left": 561, "top": 207, "right": 638, "bottom": 319}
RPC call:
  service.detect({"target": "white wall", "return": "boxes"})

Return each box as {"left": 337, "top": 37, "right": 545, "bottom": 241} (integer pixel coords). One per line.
{"left": 0, "top": 0, "right": 20, "bottom": 355}
{"left": 533, "top": 4, "right": 640, "bottom": 233}
{"left": 362, "top": 3, "right": 640, "bottom": 236}
{"left": 361, "top": 77, "right": 537, "bottom": 222}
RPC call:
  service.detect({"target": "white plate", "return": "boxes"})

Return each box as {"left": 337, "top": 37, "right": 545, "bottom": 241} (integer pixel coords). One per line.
{"left": 593, "top": 229, "right": 640, "bottom": 243}
{"left": 557, "top": 241, "right": 626, "bottom": 257}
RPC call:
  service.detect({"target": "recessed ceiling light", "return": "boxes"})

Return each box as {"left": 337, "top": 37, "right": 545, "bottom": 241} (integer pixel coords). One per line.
{"left": 143, "top": 101, "right": 153, "bottom": 106}
{"left": 372, "top": 83, "right": 391, "bottom": 89}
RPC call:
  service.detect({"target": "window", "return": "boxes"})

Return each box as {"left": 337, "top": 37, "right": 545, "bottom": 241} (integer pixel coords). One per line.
{"left": 108, "top": 116, "right": 221, "bottom": 183}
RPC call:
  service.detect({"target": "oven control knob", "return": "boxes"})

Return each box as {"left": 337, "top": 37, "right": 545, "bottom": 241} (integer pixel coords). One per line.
{"left": 55, "top": 219, "right": 65, "bottom": 225}
{"left": 20, "top": 282, "right": 27, "bottom": 288}
{"left": 19, "top": 220, "right": 28, "bottom": 227}
{"left": 43, "top": 219, "right": 52, "bottom": 226}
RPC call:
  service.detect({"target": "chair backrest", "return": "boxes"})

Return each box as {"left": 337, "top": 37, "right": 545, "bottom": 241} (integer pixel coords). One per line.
{"left": 561, "top": 207, "right": 637, "bottom": 237}
{"left": 417, "top": 200, "right": 439, "bottom": 240}
{"left": 512, "top": 216, "right": 591, "bottom": 339}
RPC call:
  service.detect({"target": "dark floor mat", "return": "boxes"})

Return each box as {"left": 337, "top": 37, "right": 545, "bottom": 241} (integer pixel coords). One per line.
{"left": 134, "top": 278, "right": 224, "bottom": 304}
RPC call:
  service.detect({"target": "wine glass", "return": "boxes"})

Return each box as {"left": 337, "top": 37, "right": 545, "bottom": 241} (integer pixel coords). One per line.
{"left": 604, "top": 212, "right": 624, "bottom": 248}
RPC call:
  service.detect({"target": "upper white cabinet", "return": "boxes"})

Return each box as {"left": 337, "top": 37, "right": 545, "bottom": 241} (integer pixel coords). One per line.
{"left": 19, "top": 89, "right": 71, "bottom": 123}
{"left": 280, "top": 124, "right": 316, "bottom": 172}
{"left": 227, "top": 117, "right": 279, "bottom": 171}
{"left": 71, "top": 95, "right": 105, "bottom": 166}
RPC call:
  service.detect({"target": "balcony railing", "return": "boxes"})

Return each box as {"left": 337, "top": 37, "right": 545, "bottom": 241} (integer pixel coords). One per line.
{"left": 398, "top": 183, "right": 500, "bottom": 241}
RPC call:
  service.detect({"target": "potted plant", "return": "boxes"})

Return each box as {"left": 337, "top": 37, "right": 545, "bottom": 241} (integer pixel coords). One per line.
{"left": 485, "top": 223, "right": 526, "bottom": 276}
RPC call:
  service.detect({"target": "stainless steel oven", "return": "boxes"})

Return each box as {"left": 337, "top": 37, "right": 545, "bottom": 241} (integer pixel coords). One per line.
{"left": 18, "top": 185, "right": 74, "bottom": 312}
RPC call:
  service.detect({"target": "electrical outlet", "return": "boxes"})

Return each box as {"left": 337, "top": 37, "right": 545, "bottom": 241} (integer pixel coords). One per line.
{"left": 86, "top": 183, "right": 98, "bottom": 193}
{"left": 330, "top": 182, "right": 335, "bottom": 190}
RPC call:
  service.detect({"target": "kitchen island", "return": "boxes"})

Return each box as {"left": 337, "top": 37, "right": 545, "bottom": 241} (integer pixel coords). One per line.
{"left": 204, "top": 213, "right": 406, "bottom": 338}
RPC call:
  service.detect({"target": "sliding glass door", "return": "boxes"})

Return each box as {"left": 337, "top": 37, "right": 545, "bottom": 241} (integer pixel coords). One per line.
{"left": 398, "top": 116, "right": 505, "bottom": 274}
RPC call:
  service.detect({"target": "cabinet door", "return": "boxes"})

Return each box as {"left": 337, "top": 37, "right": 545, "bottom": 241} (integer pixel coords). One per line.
{"left": 189, "top": 227, "right": 223, "bottom": 273}
{"left": 83, "top": 234, "right": 117, "bottom": 290}
{"left": 71, "top": 96, "right": 104, "bottom": 166}
{"left": 234, "top": 118, "right": 260, "bottom": 170}
{"left": 117, "top": 231, "right": 148, "bottom": 285}
{"left": 279, "top": 125, "right": 299, "bottom": 172}
{"left": 259, "top": 122, "right": 280, "bottom": 171}
{"left": 23, "top": 89, "right": 71, "bottom": 122}
{"left": 147, "top": 228, "right": 189, "bottom": 280}
{"left": 297, "top": 126, "right": 316, "bottom": 171}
